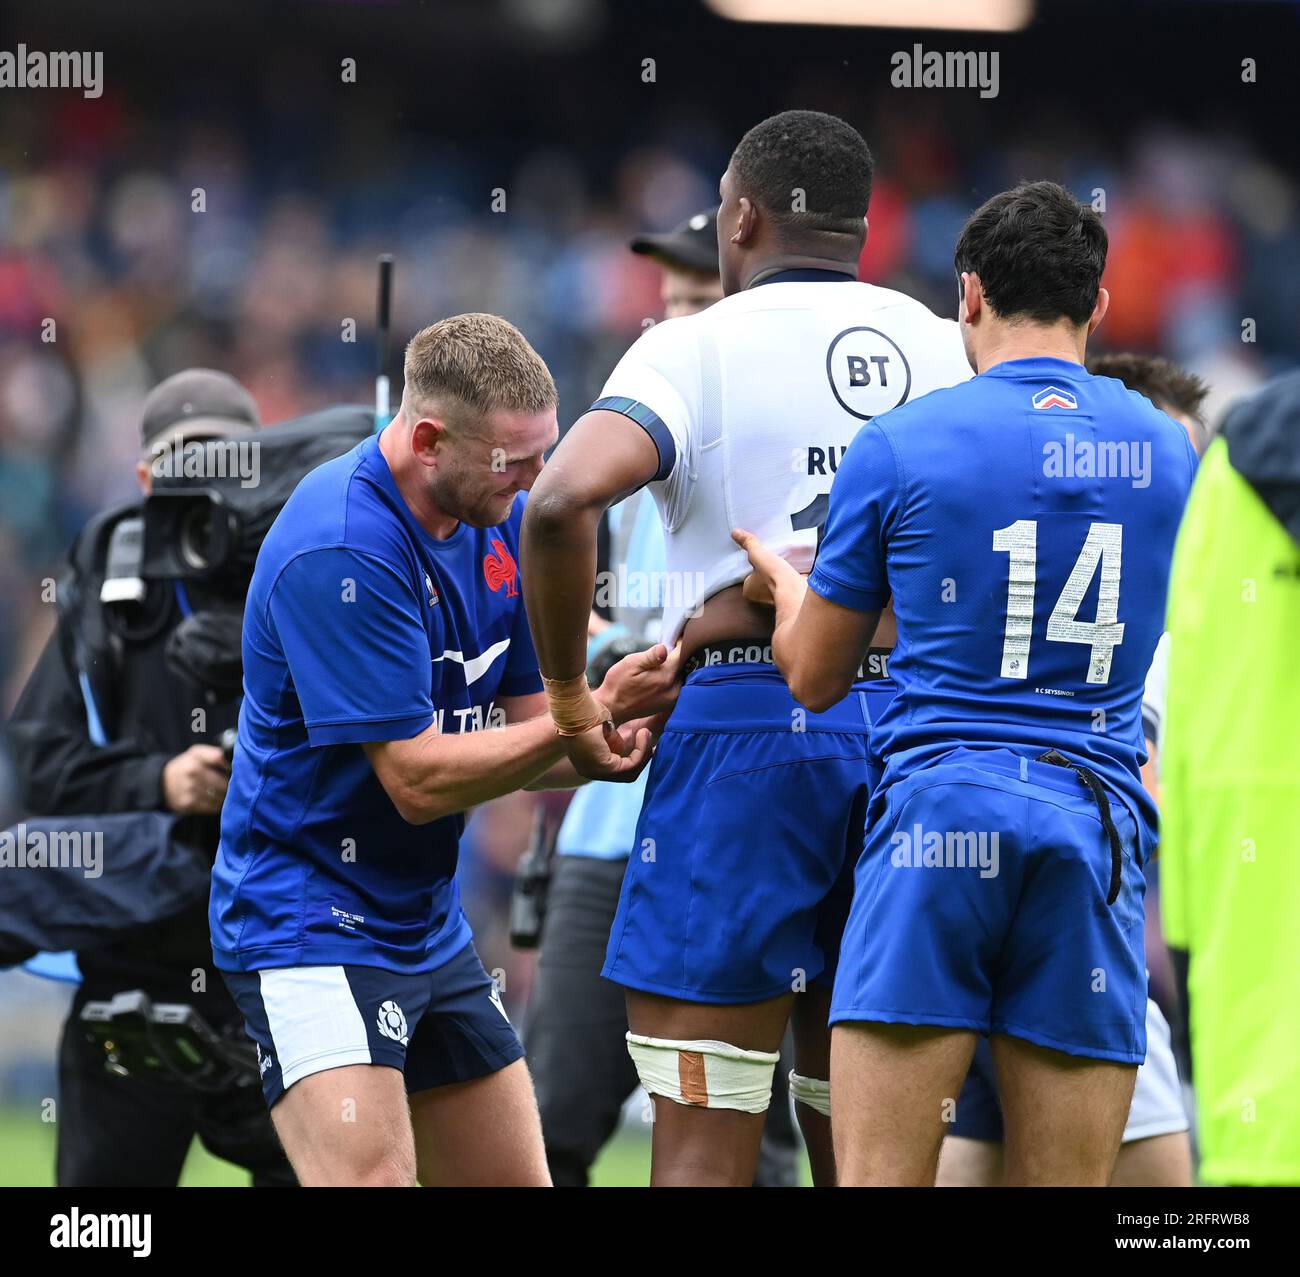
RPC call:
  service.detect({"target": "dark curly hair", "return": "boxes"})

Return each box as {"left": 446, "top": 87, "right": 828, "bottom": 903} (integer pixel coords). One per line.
{"left": 729, "top": 110, "right": 873, "bottom": 238}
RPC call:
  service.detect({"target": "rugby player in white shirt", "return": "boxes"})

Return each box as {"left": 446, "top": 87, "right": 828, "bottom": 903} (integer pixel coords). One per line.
{"left": 523, "top": 111, "right": 972, "bottom": 1186}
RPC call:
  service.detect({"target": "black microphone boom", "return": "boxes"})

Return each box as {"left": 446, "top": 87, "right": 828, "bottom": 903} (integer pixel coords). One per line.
{"left": 375, "top": 253, "right": 394, "bottom": 432}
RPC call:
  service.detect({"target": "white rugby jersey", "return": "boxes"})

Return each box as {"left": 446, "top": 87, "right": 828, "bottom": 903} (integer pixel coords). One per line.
{"left": 593, "top": 270, "right": 974, "bottom": 640}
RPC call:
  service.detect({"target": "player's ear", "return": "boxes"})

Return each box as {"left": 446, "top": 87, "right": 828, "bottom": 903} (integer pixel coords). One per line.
{"left": 1086, "top": 286, "right": 1110, "bottom": 336}
{"left": 734, "top": 197, "right": 756, "bottom": 246}
{"left": 959, "top": 271, "right": 982, "bottom": 325}
{"left": 410, "top": 416, "right": 447, "bottom": 465}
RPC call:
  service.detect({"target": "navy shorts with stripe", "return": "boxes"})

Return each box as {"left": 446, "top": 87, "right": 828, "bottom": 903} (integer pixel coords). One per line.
{"left": 222, "top": 940, "right": 524, "bottom": 1109}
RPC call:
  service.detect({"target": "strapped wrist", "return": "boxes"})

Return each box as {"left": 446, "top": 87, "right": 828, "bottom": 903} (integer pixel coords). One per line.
{"left": 543, "top": 673, "right": 614, "bottom": 737}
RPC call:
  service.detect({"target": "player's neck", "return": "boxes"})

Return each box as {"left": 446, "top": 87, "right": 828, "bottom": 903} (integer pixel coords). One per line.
{"left": 378, "top": 424, "right": 462, "bottom": 539}
{"left": 974, "top": 323, "right": 1086, "bottom": 374}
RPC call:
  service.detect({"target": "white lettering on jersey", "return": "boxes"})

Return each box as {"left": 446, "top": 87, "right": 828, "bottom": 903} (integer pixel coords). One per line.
{"left": 430, "top": 702, "right": 506, "bottom": 733}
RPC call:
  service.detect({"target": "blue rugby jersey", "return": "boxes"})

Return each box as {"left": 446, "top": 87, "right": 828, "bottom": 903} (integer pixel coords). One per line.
{"left": 210, "top": 433, "right": 541, "bottom": 974}
{"left": 808, "top": 357, "right": 1198, "bottom": 854}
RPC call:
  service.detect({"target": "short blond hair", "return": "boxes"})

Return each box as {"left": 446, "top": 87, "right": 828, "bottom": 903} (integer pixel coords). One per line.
{"left": 403, "top": 313, "right": 556, "bottom": 430}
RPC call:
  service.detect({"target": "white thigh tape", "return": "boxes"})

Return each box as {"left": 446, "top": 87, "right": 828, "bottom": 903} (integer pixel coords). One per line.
{"left": 626, "top": 1033, "right": 780, "bottom": 1114}
{"left": 788, "top": 1070, "right": 831, "bottom": 1117}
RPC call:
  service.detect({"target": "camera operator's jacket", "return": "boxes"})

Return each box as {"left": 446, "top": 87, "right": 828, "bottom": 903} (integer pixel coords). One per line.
{"left": 4, "top": 502, "right": 239, "bottom": 1000}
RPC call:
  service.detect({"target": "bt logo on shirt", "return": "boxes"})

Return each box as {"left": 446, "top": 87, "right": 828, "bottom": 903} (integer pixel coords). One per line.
{"left": 826, "top": 325, "right": 913, "bottom": 420}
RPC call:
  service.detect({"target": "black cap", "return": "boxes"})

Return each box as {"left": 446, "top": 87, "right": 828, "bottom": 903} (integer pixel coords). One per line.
{"left": 140, "top": 369, "right": 260, "bottom": 448}
{"left": 630, "top": 207, "right": 720, "bottom": 277}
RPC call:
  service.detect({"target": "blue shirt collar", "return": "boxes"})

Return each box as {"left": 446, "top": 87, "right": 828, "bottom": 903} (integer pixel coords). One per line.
{"left": 746, "top": 267, "right": 857, "bottom": 289}
{"left": 984, "top": 355, "right": 1087, "bottom": 378}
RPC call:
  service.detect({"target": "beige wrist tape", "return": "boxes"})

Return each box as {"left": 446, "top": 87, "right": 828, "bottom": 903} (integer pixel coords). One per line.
{"left": 542, "top": 673, "right": 613, "bottom": 737}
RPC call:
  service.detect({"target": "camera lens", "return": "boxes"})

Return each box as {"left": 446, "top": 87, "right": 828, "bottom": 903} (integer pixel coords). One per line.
{"left": 179, "top": 502, "right": 216, "bottom": 573}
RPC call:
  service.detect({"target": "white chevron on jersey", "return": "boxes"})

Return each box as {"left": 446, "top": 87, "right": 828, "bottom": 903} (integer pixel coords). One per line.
{"left": 433, "top": 637, "right": 511, "bottom": 685}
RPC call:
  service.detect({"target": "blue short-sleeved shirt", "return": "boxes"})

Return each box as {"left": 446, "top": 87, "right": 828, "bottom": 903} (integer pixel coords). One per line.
{"left": 808, "top": 356, "right": 1198, "bottom": 855}
{"left": 210, "top": 433, "right": 542, "bottom": 974}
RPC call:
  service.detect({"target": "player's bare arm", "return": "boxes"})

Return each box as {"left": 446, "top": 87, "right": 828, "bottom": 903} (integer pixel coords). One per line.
{"left": 364, "top": 638, "right": 680, "bottom": 819}
{"left": 522, "top": 409, "right": 674, "bottom": 779}
{"left": 523, "top": 408, "right": 661, "bottom": 673}
{"left": 366, "top": 712, "right": 583, "bottom": 823}
{"left": 733, "top": 527, "right": 879, "bottom": 713}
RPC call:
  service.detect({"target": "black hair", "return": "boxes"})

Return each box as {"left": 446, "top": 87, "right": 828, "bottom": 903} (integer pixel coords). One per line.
{"left": 954, "top": 181, "right": 1108, "bottom": 325}
{"left": 730, "top": 110, "right": 873, "bottom": 237}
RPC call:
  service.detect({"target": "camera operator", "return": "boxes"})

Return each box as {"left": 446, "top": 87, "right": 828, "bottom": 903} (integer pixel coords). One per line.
{"left": 4, "top": 369, "right": 294, "bottom": 1187}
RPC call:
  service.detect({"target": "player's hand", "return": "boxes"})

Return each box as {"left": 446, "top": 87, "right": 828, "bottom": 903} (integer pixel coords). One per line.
{"left": 732, "top": 528, "right": 803, "bottom": 607}
{"left": 162, "top": 744, "right": 231, "bottom": 815}
{"left": 619, "top": 709, "right": 673, "bottom": 741}
{"left": 594, "top": 642, "right": 682, "bottom": 724}
{"left": 563, "top": 717, "right": 656, "bottom": 783}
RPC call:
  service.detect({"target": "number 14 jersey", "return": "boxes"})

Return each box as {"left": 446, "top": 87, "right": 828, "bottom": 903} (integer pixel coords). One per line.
{"left": 808, "top": 354, "right": 1199, "bottom": 857}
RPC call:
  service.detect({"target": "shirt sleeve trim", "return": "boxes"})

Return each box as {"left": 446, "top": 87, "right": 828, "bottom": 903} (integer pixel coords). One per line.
{"left": 305, "top": 709, "right": 434, "bottom": 747}
{"left": 590, "top": 396, "right": 676, "bottom": 482}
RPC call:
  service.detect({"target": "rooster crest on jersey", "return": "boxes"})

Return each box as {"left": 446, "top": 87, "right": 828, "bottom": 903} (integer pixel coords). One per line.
{"left": 1032, "top": 385, "right": 1078, "bottom": 410}
{"left": 483, "top": 538, "right": 518, "bottom": 596}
